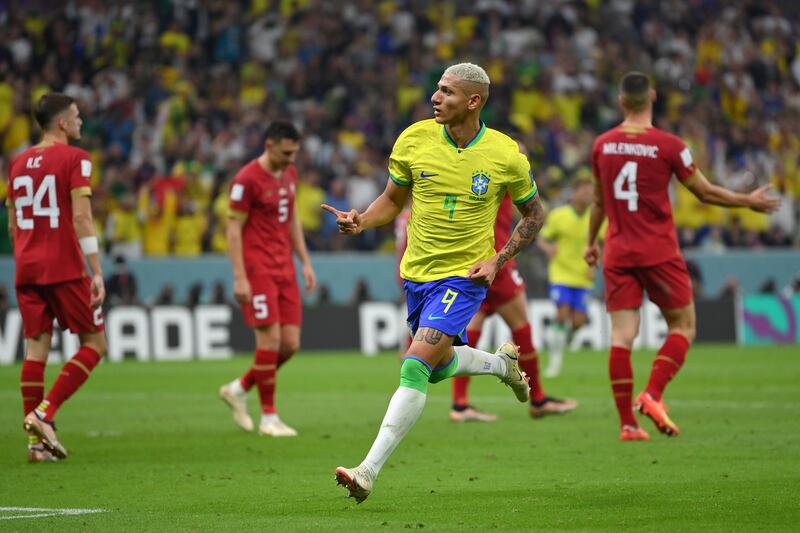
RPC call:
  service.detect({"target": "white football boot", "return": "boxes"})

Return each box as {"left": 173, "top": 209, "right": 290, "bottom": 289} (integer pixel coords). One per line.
{"left": 495, "top": 342, "right": 530, "bottom": 402}
{"left": 258, "top": 415, "right": 298, "bottom": 437}
{"left": 334, "top": 465, "right": 373, "bottom": 503}
{"left": 218, "top": 384, "right": 254, "bottom": 432}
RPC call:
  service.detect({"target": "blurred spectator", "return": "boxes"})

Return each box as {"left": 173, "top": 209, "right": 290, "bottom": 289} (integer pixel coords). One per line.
{"left": 151, "top": 284, "right": 175, "bottom": 306}
{"left": 349, "top": 278, "right": 372, "bottom": 305}
{"left": 209, "top": 280, "right": 230, "bottom": 305}
{"left": 0, "top": 283, "right": 8, "bottom": 314}
{"left": 106, "top": 256, "right": 139, "bottom": 306}
{"left": 185, "top": 283, "right": 203, "bottom": 309}
{"left": 0, "top": 1, "right": 796, "bottom": 255}
{"left": 105, "top": 193, "right": 143, "bottom": 259}
{"left": 172, "top": 199, "right": 206, "bottom": 256}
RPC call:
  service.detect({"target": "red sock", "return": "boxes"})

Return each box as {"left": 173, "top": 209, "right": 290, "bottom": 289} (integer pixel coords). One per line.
{"left": 645, "top": 334, "right": 690, "bottom": 401}
{"left": 513, "top": 324, "right": 545, "bottom": 403}
{"left": 21, "top": 360, "right": 45, "bottom": 415}
{"left": 41, "top": 346, "right": 101, "bottom": 421}
{"left": 609, "top": 346, "right": 637, "bottom": 427}
{"left": 452, "top": 329, "right": 481, "bottom": 407}
{"left": 239, "top": 368, "right": 256, "bottom": 391}
{"left": 253, "top": 349, "right": 278, "bottom": 415}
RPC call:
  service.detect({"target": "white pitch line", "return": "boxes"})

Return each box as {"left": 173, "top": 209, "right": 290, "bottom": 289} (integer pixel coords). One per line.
{"left": 0, "top": 507, "right": 106, "bottom": 521}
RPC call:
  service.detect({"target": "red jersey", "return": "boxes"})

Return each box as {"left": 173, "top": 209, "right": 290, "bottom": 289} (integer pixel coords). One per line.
{"left": 228, "top": 159, "right": 296, "bottom": 278}
{"left": 493, "top": 194, "right": 518, "bottom": 269}
{"left": 8, "top": 143, "right": 93, "bottom": 286}
{"left": 591, "top": 125, "right": 697, "bottom": 267}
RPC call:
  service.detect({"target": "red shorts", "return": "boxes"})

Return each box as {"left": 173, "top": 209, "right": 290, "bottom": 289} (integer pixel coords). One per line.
{"left": 604, "top": 256, "right": 693, "bottom": 312}
{"left": 480, "top": 264, "right": 526, "bottom": 315}
{"left": 16, "top": 278, "right": 105, "bottom": 338}
{"left": 241, "top": 274, "right": 302, "bottom": 327}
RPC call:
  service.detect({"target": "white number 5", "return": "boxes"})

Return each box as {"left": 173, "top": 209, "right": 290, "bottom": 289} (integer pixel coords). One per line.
{"left": 253, "top": 294, "right": 269, "bottom": 319}
{"left": 613, "top": 161, "right": 638, "bottom": 212}
{"left": 14, "top": 175, "right": 60, "bottom": 229}
{"left": 278, "top": 198, "right": 289, "bottom": 223}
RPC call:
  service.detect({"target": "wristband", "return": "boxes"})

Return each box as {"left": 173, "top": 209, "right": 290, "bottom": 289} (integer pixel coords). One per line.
{"left": 79, "top": 236, "right": 99, "bottom": 255}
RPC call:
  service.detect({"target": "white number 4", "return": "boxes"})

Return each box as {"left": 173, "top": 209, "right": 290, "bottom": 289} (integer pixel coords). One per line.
{"left": 613, "top": 161, "right": 638, "bottom": 212}
{"left": 14, "top": 174, "right": 60, "bottom": 229}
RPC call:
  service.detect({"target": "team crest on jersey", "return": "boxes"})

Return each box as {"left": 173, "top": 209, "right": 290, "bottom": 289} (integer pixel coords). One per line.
{"left": 471, "top": 172, "right": 490, "bottom": 196}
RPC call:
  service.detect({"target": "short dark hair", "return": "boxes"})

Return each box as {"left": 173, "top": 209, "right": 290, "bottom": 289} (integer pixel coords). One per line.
{"left": 619, "top": 71, "right": 651, "bottom": 112}
{"left": 34, "top": 93, "right": 75, "bottom": 130}
{"left": 264, "top": 121, "right": 300, "bottom": 143}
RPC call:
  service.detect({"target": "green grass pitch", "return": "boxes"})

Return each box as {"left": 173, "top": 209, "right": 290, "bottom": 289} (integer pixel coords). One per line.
{"left": 1, "top": 345, "right": 798, "bottom": 531}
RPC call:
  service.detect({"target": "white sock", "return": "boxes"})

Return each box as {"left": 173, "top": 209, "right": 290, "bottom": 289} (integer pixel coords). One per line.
{"left": 261, "top": 413, "right": 278, "bottom": 425}
{"left": 546, "top": 324, "right": 567, "bottom": 375}
{"left": 229, "top": 378, "right": 246, "bottom": 396}
{"left": 452, "top": 345, "right": 508, "bottom": 378}
{"left": 360, "top": 386, "right": 426, "bottom": 480}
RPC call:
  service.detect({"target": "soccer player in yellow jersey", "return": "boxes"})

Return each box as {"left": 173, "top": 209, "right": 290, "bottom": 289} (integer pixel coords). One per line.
{"left": 322, "top": 63, "right": 545, "bottom": 503}
{"left": 537, "top": 178, "right": 603, "bottom": 377}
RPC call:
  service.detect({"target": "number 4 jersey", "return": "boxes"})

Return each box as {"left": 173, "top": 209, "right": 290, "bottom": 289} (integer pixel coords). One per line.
{"left": 228, "top": 159, "right": 296, "bottom": 279}
{"left": 591, "top": 125, "right": 697, "bottom": 268}
{"left": 8, "top": 142, "right": 93, "bottom": 286}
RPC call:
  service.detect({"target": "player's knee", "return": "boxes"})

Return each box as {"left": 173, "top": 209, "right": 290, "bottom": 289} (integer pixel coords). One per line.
{"left": 671, "top": 325, "right": 695, "bottom": 344}
{"left": 610, "top": 331, "right": 636, "bottom": 350}
{"left": 82, "top": 333, "right": 107, "bottom": 356}
{"left": 280, "top": 339, "right": 300, "bottom": 358}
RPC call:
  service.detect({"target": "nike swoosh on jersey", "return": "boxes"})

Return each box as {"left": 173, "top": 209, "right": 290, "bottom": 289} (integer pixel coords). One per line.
{"left": 420, "top": 171, "right": 439, "bottom": 179}
{"left": 426, "top": 314, "right": 447, "bottom": 320}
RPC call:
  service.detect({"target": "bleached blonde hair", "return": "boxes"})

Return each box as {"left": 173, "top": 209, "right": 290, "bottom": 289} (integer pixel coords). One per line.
{"left": 443, "top": 63, "right": 491, "bottom": 85}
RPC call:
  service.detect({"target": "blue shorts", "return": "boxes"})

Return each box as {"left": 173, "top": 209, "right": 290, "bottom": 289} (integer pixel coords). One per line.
{"left": 550, "top": 284, "right": 589, "bottom": 314}
{"left": 404, "top": 276, "right": 488, "bottom": 346}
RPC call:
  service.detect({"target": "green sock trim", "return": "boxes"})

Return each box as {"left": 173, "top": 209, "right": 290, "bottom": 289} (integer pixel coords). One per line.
{"left": 400, "top": 357, "right": 431, "bottom": 393}
{"left": 428, "top": 352, "right": 458, "bottom": 384}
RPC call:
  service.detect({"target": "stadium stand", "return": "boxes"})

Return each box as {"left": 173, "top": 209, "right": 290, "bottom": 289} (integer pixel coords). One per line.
{"left": 0, "top": 0, "right": 797, "bottom": 256}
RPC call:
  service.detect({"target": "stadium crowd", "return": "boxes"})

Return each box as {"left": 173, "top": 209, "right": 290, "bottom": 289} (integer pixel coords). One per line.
{"left": 0, "top": 0, "right": 798, "bottom": 257}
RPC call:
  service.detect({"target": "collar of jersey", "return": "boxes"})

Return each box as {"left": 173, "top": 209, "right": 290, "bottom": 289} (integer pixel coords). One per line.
{"left": 442, "top": 121, "right": 486, "bottom": 150}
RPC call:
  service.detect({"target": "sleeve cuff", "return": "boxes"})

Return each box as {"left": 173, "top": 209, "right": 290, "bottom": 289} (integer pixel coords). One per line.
{"left": 228, "top": 208, "right": 248, "bottom": 221}
{"left": 389, "top": 173, "right": 411, "bottom": 186}
{"left": 70, "top": 186, "right": 92, "bottom": 198}
{"left": 513, "top": 186, "right": 538, "bottom": 205}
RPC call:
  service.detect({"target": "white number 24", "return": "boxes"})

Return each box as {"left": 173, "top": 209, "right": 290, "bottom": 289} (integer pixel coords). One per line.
{"left": 14, "top": 175, "right": 60, "bottom": 229}
{"left": 613, "top": 161, "right": 638, "bottom": 212}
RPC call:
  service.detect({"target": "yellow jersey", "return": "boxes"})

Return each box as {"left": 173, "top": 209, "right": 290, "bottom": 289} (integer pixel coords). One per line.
{"left": 390, "top": 119, "right": 538, "bottom": 282}
{"left": 540, "top": 204, "right": 605, "bottom": 289}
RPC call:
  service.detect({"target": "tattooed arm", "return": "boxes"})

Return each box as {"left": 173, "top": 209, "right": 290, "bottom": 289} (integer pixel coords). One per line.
{"left": 467, "top": 194, "right": 545, "bottom": 285}
{"left": 496, "top": 194, "right": 545, "bottom": 271}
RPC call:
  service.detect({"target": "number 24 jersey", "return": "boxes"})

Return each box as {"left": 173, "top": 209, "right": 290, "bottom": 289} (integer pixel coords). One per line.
{"left": 591, "top": 125, "right": 697, "bottom": 268}
{"left": 8, "top": 142, "right": 93, "bottom": 286}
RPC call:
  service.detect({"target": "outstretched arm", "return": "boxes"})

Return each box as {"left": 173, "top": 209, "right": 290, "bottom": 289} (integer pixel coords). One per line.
{"left": 584, "top": 180, "right": 605, "bottom": 266}
{"left": 468, "top": 194, "right": 545, "bottom": 285}
{"left": 322, "top": 178, "right": 411, "bottom": 234}
{"left": 683, "top": 170, "right": 780, "bottom": 212}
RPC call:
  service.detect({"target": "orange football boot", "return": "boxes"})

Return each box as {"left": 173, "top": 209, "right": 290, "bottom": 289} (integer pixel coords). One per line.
{"left": 635, "top": 392, "right": 680, "bottom": 436}
{"left": 619, "top": 425, "right": 650, "bottom": 441}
